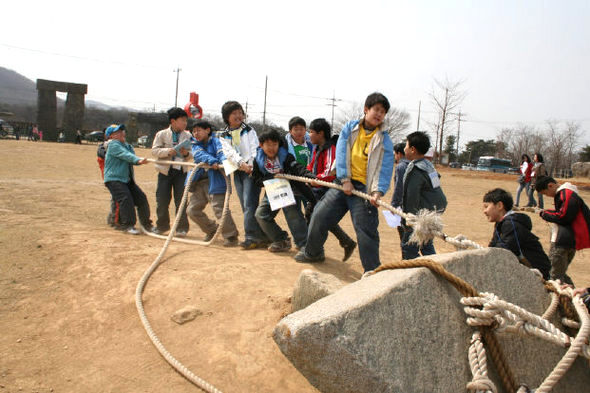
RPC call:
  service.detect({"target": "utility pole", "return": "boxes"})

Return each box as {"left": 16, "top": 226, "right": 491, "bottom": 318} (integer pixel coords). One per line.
{"left": 262, "top": 75, "right": 268, "bottom": 132}
{"left": 416, "top": 100, "right": 421, "bottom": 131}
{"left": 455, "top": 110, "right": 466, "bottom": 160}
{"left": 326, "top": 91, "right": 343, "bottom": 131}
{"left": 173, "top": 66, "right": 181, "bottom": 107}
{"left": 245, "top": 99, "right": 248, "bottom": 121}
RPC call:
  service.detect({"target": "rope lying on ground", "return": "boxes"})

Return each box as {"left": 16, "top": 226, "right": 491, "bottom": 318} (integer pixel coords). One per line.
{"left": 276, "top": 173, "right": 483, "bottom": 250}
{"left": 368, "top": 260, "right": 590, "bottom": 393}
{"left": 136, "top": 162, "right": 225, "bottom": 393}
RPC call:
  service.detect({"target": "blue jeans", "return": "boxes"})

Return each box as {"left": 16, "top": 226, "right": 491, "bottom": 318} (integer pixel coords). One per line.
{"left": 305, "top": 183, "right": 380, "bottom": 272}
{"left": 527, "top": 187, "right": 544, "bottom": 208}
{"left": 515, "top": 182, "right": 531, "bottom": 206}
{"left": 401, "top": 227, "right": 436, "bottom": 260}
{"left": 256, "top": 194, "right": 308, "bottom": 248}
{"left": 234, "top": 171, "right": 268, "bottom": 242}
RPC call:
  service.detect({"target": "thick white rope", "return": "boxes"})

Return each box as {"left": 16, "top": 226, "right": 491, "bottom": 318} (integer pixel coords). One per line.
{"left": 466, "top": 332, "right": 497, "bottom": 393}
{"left": 136, "top": 161, "right": 224, "bottom": 393}
{"left": 275, "top": 173, "right": 483, "bottom": 250}
{"left": 460, "top": 285, "right": 590, "bottom": 393}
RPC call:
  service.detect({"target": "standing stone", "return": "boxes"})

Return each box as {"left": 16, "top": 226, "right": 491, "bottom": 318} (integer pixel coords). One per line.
{"left": 37, "top": 88, "right": 57, "bottom": 141}
{"left": 273, "top": 248, "right": 590, "bottom": 393}
{"left": 63, "top": 92, "right": 85, "bottom": 141}
{"left": 291, "top": 269, "right": 345, "bottom": 312}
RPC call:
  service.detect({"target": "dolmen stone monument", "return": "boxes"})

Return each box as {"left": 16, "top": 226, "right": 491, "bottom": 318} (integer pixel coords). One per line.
{"left": 273, "top": 248, "right": 589, "bottom": 393}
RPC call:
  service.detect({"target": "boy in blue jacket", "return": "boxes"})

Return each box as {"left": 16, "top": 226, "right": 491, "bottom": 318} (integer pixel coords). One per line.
{"left": 252, "top": 129, "right": 317, "bottom": 252}
{"left": 103, "top": 124, "right": 153, "bottom": 235}
{"left": 295, "top": 92, "right": 394, "bottom": 272}
{"left": 187, "top": 120, "right": 239, "bottom": 246}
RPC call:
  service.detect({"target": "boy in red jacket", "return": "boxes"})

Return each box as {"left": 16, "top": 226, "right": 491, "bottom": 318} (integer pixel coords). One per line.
{"left": 306, "top": 118, "right": 356, "bottom": 261}
{"left": 536, "top": 176, "right": 590, "bottom": 284}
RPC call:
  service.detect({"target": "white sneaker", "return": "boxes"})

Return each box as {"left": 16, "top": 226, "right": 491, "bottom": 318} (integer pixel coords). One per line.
{"left": 126, "top": 227, "right": 141, "bottom": 235}
{"left": 176, "top": 231, "right": 187, "bottom": 238}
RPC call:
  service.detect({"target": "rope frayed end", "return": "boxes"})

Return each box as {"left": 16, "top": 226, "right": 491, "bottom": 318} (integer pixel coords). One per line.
{"left": 406, "top": 209, "right": 444, "bottom": 246}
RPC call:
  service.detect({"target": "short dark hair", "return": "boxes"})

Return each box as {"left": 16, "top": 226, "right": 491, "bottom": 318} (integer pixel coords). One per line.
{"left": 406, "top": 131, "right": 431, "bottom": 155}
{"left": 167, "top": 107, "right": 188, "bottom": 121}
{"left": 221, "top": 101, "right": 244, "bottom": 125}
{"left": 534, "top": 152, "right": 544, "bottom": 163}
{"left": 309, "top": 118, "right": 331, "bottom": 140}
{"left": 191, "top": 120, "right": 213, "bottom": 134}
{"left": 258, "top": 128, "right": 282, "bottom": 144}
{"left": 535, "top": 176, "right": 556, "bottom": 192}
{"left": 394, "top": 142, "right": 406, "bottom": 155}
{"left": 364, "top": 92, "right": 390, "bottom": 113}
{"left": 483, "top": 188, "right": 513, "bottom": 211}
{"left": 288, "top": 116, "right": 306, "bottom": 131}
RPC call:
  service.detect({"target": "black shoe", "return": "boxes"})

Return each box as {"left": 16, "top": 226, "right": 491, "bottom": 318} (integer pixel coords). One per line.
{"left": 223, "top": 236, "right": 239, "bottom": 247}
{"left": 294, "top": 248, "right": 325, "bottom": 263}
{"left": 342, "top": 241, "right": 357, "bottom": 262}
{"left": 268, "top": 239, "right": 291, "bottom": 253}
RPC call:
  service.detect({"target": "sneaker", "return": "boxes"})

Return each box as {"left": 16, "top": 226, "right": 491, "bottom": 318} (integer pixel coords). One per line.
{"left": 268, "top": 239, "right": 292, "bottom": 253}
{"left": 125, "top": 227, "right": 141, "bottom": 235}
{"left": 294, "top": 248, "right": 325, "bottom": 263}
{"left": 342, "top": 241, "right": 357, "bottom": 262}
{"left": 239, "top": 239, "right": 270, "bottom": 250}
{"left": 152, "top": 227, "right": 167, "bottom": 235}
{"left": 223, "top": 236, "right": 239, "bottom": 247}
{"left": 176, "top": 230, "right": 187, "bottom": 238}
{"left": 203, "top": 224, "right": 219, "bottom": 242}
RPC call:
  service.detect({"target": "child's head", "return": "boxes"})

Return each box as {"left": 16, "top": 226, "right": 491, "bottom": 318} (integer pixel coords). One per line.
{"left": 482, "top": 188, "right": 513, "bottom": 222}
{"left": 535, "top": 176, "right": 558, "bottom": 197}
{"left": 393, "top": 142, "right": 406, "bottom": 163}
{"left": 167, "top": 107, "right": 188, "bottom": 131}
{"left": 521, "top": 154, "right": 531, "bottom": 164}
{"left": 191, "top": 120, "right": 213, "bottom": 142}
{"left": 258, "top": 129, "right": 282, "bottom": 159}
{"left": 363, "top": 92, "right": 390, "bottom": 129}
{"left": 288, "top": 116, "right": 307, "bottom": 144}
{"left": 404, "top": 131, "right": 430, "bottom": 161}
{"left": 308, "top": 118, "right": 331, "bottom": 145}
{"left": 534, "top": 153, "right": 544, "bottom": 163}
{"left": 221, "top": 101, "right": 245, "bottom": 128}
{"left": 105, "top": 124, "right": 126, "bottom": 142}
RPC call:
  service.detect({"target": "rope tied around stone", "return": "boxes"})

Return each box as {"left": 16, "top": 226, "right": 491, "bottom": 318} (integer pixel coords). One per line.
{"left": 275, "top": 173, "right": 483, "bottom": 250}
{"left": 370, "top": 259, "right": 518, "bottom": 393}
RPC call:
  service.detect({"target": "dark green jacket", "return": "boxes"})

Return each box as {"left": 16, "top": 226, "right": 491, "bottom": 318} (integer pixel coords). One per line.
{"left": 402, "top": 158, "right": 447, "bottom": 214}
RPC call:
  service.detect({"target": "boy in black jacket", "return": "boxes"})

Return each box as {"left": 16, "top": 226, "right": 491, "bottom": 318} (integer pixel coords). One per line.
{"left": 253, "top": 129, "right": 316, "bottom": 252}
{"left": 483, "top": 188, "right": 550, "bottom": 279}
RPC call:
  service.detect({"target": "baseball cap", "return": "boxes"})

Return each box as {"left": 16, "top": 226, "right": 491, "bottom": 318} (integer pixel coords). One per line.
{"left": 105, "top": 124, "right": 125, "bottom": 138}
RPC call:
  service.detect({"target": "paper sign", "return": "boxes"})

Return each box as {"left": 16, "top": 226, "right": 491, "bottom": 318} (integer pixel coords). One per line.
{"left": 174, "top": 140, "right": 192, "bottom": 157}
{"left": 382, "top": 210, "right": 402, "bottom": 228}
{"left": 263, "top": 178, "right": 296, "bottom": 211}
{"left": 429, "top": 171, "right": 441, "bottom": 189}
{"left": 222, "top": 159, "right": 238, "bottom": 176}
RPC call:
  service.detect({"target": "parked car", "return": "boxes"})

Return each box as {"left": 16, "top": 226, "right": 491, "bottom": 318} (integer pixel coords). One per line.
{"left": 0, "top": 119, "right": 14, "bottom": 137}
{"left": 85, "top": 130, "right": 104, "bottom": 142}
{"left": 449, "top": 162, "right": 461, "bottom": 168}
{"left": 137, "top": 135, "right": 150, "bottom": 148}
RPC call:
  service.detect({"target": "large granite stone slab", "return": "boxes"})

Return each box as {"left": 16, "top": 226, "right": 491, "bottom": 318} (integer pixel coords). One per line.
{"left": 273, "top": 248, "right": 589, "bottom": 393}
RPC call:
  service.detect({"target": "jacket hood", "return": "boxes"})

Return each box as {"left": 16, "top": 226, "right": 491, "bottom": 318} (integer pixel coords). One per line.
{"left": 414, "top": 158, "right": 437, "bottom": 174}
{"left": 503, "top": 211, "right": 532, "bottom": 231}
{"left": 557, "top": 182, "right": 578, "bottom": 194}
{"left": 255, "top": 146, "right": 288, "bottom": 175}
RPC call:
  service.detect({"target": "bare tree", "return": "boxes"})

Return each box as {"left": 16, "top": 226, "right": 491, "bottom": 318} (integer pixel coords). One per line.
{"left": 429, "top": 77, "right": 466, "bottom": 163}
{"left": 334, "top": 101, "right": 411, "bottom": 142}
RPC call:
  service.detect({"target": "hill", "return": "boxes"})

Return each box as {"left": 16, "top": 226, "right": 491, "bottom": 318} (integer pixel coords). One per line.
{"left": 0, "top": 66, "right": 110, "bottom": 109}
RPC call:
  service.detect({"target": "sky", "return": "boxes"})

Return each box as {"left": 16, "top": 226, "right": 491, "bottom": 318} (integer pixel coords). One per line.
{"left": 2, "top": 0, "right": 589, "bottom": 147}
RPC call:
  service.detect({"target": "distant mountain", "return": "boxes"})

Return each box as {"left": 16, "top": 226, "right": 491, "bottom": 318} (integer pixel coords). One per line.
{"left": 0, "top": 67, "right": 111, "bottom": 109}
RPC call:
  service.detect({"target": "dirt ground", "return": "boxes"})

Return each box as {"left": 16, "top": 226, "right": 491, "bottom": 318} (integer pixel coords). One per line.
{"left": 1, "top": 139, "right": 588, "bottom": 393}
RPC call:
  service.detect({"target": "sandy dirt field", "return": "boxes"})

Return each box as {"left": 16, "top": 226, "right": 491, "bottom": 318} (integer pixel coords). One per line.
{"left": 1, "top": 139, "right": 589, "bottom": 393}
